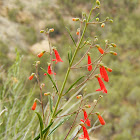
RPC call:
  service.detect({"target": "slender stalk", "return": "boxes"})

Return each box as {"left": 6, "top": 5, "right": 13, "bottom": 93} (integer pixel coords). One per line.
{"left": 36, "top": 64, "right": 44, "bottom": 119}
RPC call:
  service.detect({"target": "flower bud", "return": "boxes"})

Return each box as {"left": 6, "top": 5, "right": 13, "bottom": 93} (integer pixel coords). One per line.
{"left": 85, "top": 105, "right": 91, "bottom": 108}
{"left": 40, "top": 30, "right": 44, "bottom": 33}
{"left": 76, "top": 31, "right": 79, "bottom": 35}
{"left": 105, "top": 40, "right": 108, "bottom": 44}
{"left": 41, "top": 83, "right": 45, "bottom": 88}
{"left": 101, "top": 23, "right": 105, "bottom": 28}
{"left": 31, "top": 101, "right": 37, "bottom": 110}
{"left": 49, "top": 28, "right": 54, "bottom": 32}
{"left": 96, "top": 0, "right": 100, "bottom": 5}
{"left": 96, "top": 17, "right": 99, "bottom": 21}
{"left": 83, "top": 19, "right": 86, "bottom": 22}
{"left": 109, "top": 19, "right": 113, "bottom": 23}
{"left": 104, "top": 66, "right": 112, "bottom": 72}
{"left": 110, "top": 51, "right": 117, "bottom": 55}
{"left": 106, "top": 17, "right": 109, "bottom": 21}
{"left": 94, "top": 99, "right": 97, "bottom": 103}
{"left": 111, "top": 43, "right": 116, "bottom": 47}
{"left": 99, "top": 95, "right": 103, "bottom": 98}
{"left": 37, "top": 51, "right": 46, "bottom": 58}
{"left": 44, "top": 92, "right": 50, "bottom": 96}
{"left": 72, "top": 18, "right": 79, "bottom": 21}
{"left": 76, "top": 95, "right": 82, "bottom": 99}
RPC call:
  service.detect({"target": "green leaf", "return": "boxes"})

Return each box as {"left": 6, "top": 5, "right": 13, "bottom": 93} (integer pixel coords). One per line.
{"left": 35, "top": 112, "right": 44, "bottom": 139}
{"left": 49, "top": 96, "right": 53, "bottom": 114}
{"left": 63, "top": 76, "right": 85, "bottom": 96}
{"left": 40, "top": 67, "right": 58, "bottom": 93}
{"left": 89, "top": 13, "right": 100, "bottom": 22}
{"left": 65, "top": 27, "right": 76, "bottom": 47}
{"left": 54, "top": 109, "right": 63, "bottom": 117}
{"left": 48, "top": 115, "right": 73, "bottom": 136}
{"left": 68, "top": 46, "right": 73, "bottom": 65}
{"left": 34, "top": 122, "right": 53, "bottom": 140}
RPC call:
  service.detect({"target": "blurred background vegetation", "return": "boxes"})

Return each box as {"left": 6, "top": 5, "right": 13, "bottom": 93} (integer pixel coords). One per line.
{"left": 0, "top": 0, "right": 140, "bottom": 139}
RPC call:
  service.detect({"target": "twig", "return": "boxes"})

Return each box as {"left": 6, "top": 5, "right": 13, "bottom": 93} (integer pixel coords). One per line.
{"left": 35, "top": 64, "right": 44, "bottom": 119}
{"left": 64, "top": 99, "right": 83, "bottom": 140}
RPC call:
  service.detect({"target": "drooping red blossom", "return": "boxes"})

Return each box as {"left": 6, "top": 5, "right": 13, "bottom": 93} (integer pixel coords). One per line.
{"left": 37, "top": 51, "right": 46, "bottom": 58}
{"left": 87, "top": 54, "right": 92, "bottom": 71}
{"left": 29, "top": 73, "right": 35, "bottom": 80}
{"left": 97, "top": 114, "right": 106, "bottom": 125}
{"left": 47, "top": 64, "right": 56, "bottom": 75}
{"left": 79, "top": 125, "right": 90, "bottom": 140}
{"left": 31, "top": 102, "right": 37, "bottom": 110}
{"left": 96, "top": 76, "right": 107, "bottom": 93}
{"left": 100, "top": 66, "right": 109, "bottom": 82}
{"left": 105, "top": 67, "right": 112, "bottom": 72}
{"left": 98, "top": 47, "right": 104, "bottom": 54}
{"left": 44, "top": 73, "right": 47, "bottom": 76}
{"left": 52, "top": 48, "right": 63, "bottom": 64}
{"left": 81, "top": 110, "right": 91, "bottom": 127}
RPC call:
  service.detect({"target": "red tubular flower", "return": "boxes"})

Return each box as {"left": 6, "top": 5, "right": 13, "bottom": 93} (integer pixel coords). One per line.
{"left": 96, "top": 113, "right": 105, "bottom": 125}
{"left": 52, "top": 48, "right": 63, "bottom": 64}
{"left": 87, "top": 54, "right": 92, "bottom": 71}
{"left": 37, "top": 51, "right": 46, "bottom": 58}
{"left": 98, "top": 47, "right": 104, "bottom": 54}
{"left": 79, "top": 125, "right": 90, "bottom": 140}
{"left": 31, "top": 101, "right": 37, "bottom": 110}
{"left": 81, "top": 109, "right": 91, "bottom": 127}
{"left": 47, "top": 64, "right": 56, "bottom": 75}
{"left": 29, "top": 73, "right": 35, "bottom": 80}
{"left": 96, "top": 76, "right": 107, "bottom": 93}
{"left": 100, "top": 66, "right": 109, "bottom": 82}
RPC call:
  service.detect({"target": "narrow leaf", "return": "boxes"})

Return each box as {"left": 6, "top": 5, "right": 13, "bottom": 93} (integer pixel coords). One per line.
{"left": 40, "top": 67, "right": 58, "bottom": 92}
{"left": 49, "top": 96, "right": 53, "bottom": 114}
{"left": 54, "top": 109, "right": 63, "bottom": 117}
{"left": 68, "top": 52, "right": 71, "bottom": 64}
{"left": 64, "top": 76, "right": 85, "bottom": 96}
{"left": 48, "top": 114, "right": 73, "bottom": 136}
{"left": 35, "top": 112, "right": 44, "bottom": 139}
{"left": 89, "top": 13, "right": 100, "bottom": 22}
{"left": 65, "top": 27, "right": 76, "bottom": 47}
{"left": 34, "top": 122, "right": 53, "bottom": 140}
{"left": 68, "top": 46, "right": 73, "bottom": 65}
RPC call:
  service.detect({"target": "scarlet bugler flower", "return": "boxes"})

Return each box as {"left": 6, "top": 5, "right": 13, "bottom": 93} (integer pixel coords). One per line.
{"left": 52, "top": 48, "right": 63, "bottom": 64}
{"left": 80, "top": 109, "right": 91, "bottom": 127}
{"left": 100, "top": 66, "right": 109, "bottom": 82}
{"left": 37, "top": 51, "right": 46, "bottom": 58}
{"left": 29, "top": 73, "right": 35, "bottom": 80}
{"left": 95, "top": 45, "right": 104, "bottom": 54}
{"left": 96, "top": 113, "right": 105, "bottom": 125}
{"left": 87, "top": 53, "right": 92, "bottom": 71}
{"left": 47, "top": 63, "right": 56, "bottom": 75}
{"left": 31, "top": 101, "right": 37, "bottom": 110}
{"left": 79, "top": 124, "right": 90, "bottom": 140}
{"left": 96, "top": 75, "right": 107, "bottom": 93}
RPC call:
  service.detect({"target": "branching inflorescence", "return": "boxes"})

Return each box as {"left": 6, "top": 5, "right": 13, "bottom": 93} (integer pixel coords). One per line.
{"left": 29, "top": 0, "right": 117, "bottom": 139}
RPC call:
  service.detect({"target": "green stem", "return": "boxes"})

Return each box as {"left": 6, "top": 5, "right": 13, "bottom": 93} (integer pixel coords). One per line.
{"left": 44, "top": 7, "right": 94, "bottom": 139}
